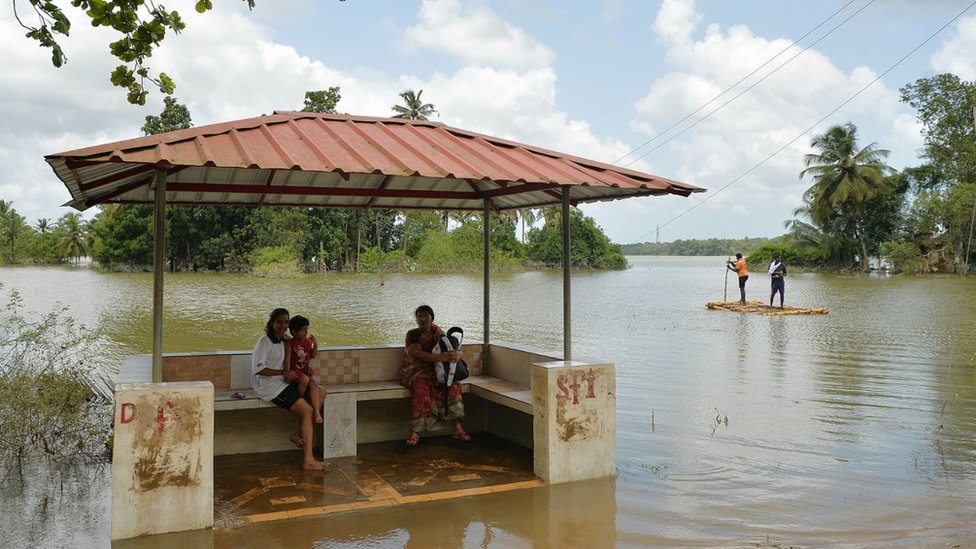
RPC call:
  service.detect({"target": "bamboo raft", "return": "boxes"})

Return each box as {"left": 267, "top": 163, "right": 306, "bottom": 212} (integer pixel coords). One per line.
{"left": 706, "top": 300, "right": 828, "bottom": 316}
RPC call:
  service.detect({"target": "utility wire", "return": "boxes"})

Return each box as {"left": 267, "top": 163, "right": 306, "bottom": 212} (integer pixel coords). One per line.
{"left": 621, "top": 0, "right": 878, "bottom": 169}
{"left": 629, "top": 0, "right": 976, "bottom": 245}
{"left": 612, "top": 0, "right": 862, "bottom": 166}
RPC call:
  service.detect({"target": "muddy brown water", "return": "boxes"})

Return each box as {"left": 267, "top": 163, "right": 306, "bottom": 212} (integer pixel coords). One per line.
{"left": 1, "top": 256, "right": 974, "bottom": 548}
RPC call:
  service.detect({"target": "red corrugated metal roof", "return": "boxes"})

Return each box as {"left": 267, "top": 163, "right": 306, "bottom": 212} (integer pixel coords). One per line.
{"left": 46, "top": 112, "right": 704, "bottom": 212}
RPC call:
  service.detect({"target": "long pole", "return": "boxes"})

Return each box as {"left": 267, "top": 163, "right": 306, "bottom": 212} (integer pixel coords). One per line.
{"left": 723, "top": 256, "right": 730, "bottom": 301}
{"left": 562, "top": 189, "right": 571, "bottom": 361}
{"left": 151, "top": 168, "right": 167, "bottom": 382}
{"left": 483, "top": 198, "right": 490, "bottom": 373}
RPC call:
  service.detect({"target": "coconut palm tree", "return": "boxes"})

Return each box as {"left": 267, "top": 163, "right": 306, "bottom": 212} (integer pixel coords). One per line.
{"left": 0, "top": 199, "right": 12, "bottom": 224}
{"left": 799, "top": 122, "right": 894, "bottom": 271}
{"left": 0, "top": 210, "right": 25, "bottom": 262}
{"left": 35, "top": 218, "right": 51, "bottom": 234}
{"left": 518, "top": 208, "right": 540, "bottom": 243}
{"left": 392, "top": 89, "right": 437, "bottom": 120}
{"left": 57, "top": 212, "right": 89, "bottom": 263}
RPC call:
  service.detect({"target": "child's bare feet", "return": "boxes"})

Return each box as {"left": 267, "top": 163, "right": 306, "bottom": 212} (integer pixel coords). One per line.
{"left": 315, "top": 413, "right": 323, "bottom": 424}
{"left": 302, "top": 458, "right": 325, "bottom": 471}
{"left": 289, "top": 433, "right": 305, "bottom": 447}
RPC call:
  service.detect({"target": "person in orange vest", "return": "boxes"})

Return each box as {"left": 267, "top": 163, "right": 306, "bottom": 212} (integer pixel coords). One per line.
{"left": 726, "top": 253, "right": 748, "bottom": 304}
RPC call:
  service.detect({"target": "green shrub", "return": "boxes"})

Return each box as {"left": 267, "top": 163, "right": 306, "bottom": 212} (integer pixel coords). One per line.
{"left": 880, "top": 240, "right": 929, "bottom": 274}
{"left": 249, "top": 245, "right": 302, "bottom": 278}
{"left": 0, "top": 285, "right": 118, "bottom": 464}
{"left": 357, "top": 247, "right": 413, "bottom": 272}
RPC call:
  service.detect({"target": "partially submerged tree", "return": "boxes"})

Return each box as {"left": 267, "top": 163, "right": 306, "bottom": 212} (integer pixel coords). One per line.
{"left": 800, "top": 122, "right": 894, "bottom": 271}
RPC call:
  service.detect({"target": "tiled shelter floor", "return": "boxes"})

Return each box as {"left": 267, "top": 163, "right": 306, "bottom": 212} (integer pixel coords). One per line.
{"left": 214, "top": 433, "right": 541, "bottom": 528}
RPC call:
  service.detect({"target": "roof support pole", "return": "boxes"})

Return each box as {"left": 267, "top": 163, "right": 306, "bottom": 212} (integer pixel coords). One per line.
{"left": 151, "top": 168, "right": 167, "bottom": 382}
{"left": 483, "top": 198, "right": 491, "bottom": 372}
{"left": 562, "top": 187, "right": 571, "bottom": 361}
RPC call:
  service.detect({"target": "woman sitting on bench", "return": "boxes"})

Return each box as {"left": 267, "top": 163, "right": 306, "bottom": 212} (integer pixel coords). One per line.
{"left": 400, "top": 305, "right": 471, "bottom": 447}
{"left": 251, "top": 307, "right": 325, "bottom": 471}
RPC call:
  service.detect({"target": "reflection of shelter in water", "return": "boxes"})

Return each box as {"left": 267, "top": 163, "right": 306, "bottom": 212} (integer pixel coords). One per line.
{"left": 46, "top": 112, "right": 702, "bottom": 540}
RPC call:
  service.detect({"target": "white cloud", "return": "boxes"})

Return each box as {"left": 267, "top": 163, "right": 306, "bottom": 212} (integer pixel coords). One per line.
{"left": 403, "top": 0, "right": 555, "bottom": 70}
{"left": 930, "top": 15, "right": 976, "bottom": 79}
{"left": 621, "top": 0, "right": 919, "bottom": 241}
{"left": 654, "top": 0, "right": 701, "bottom": 46}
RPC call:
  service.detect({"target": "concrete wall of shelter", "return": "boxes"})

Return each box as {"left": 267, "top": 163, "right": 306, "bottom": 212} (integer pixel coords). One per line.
{"left": 111, "top": 382, "right": 214, "bottom": 540}
{"left": 531, "top": 361, "right": 616, "bottom": 483}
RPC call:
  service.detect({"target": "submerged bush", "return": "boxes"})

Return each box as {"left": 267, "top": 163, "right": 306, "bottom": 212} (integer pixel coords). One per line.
{"left": 248, "top": 245, "right": 302, "bottom": 278}
{"left": 0, "top": 285, "right": 118, "bottom": 464}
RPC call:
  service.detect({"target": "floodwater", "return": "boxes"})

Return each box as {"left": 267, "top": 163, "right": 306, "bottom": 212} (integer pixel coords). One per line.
{"left": 1, "top": 256, "right": 975, "bottom": 548}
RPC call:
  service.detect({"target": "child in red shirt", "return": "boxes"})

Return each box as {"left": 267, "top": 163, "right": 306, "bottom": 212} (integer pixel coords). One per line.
{"left": 285, "top": 315, "right": 323, "bottom": 424}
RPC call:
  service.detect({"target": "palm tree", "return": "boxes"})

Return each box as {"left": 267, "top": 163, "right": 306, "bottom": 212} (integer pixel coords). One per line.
{"left": 0, "top": 199, "right": 12, "bottom": 223}
{"left": 0, "top": 210, "right": 25, "bottom": 262}
{"left": 518, "top": 208, "right": 540, "bottom": 243}
{"left": 392, "top": 89, "right": 437, "bottom": 120}
{"left": 57, "top": 212, "right": 89, "bottom": 263}
{"left": 35, "top": 218, "right": 51, "bottom": 234}
{"left": 799, "top": 123, "right": 894, "bottom": 271}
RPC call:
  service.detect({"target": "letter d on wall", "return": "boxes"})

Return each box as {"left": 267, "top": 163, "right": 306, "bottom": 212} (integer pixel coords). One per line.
{"left": 120, "top": 402, "right": 136, "bottom": 424}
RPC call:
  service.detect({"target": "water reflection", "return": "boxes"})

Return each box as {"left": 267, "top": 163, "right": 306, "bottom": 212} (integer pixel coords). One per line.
{"left": 2, "top": 259, "right": 975, "bottom": 547}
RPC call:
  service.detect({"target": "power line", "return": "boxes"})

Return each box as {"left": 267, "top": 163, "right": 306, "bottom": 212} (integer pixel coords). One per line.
{"left": 621, "top": 0, "right": 878, "bottom": 169}
{"left": 629, "top": 0, "right": 976, "bottom": 245}
{"left": 612, "top": 0, "right": 862, "bottom": 167}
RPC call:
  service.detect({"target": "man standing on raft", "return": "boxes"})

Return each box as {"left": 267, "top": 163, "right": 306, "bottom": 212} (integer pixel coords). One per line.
{"left": 768, "top": 255, "right": 787, "bottom": 308}
{"left": 726, "top": 253, "right": 748, "bottom": 304}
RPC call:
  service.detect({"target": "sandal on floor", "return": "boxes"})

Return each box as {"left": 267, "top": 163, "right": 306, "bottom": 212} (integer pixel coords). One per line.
{"left": 289, "top": 433, "right": 305, "bottom": 448}
{"left": 405, "top": 432, "right": 420, "bottom": 447}
{"left": 452, "top": 432, "right": 472, "bottom": 442}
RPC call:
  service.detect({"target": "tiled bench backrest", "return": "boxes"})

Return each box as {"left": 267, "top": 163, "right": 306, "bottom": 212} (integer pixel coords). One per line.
{"left": 161, "top": 344, "right": 485, "bottom": 389}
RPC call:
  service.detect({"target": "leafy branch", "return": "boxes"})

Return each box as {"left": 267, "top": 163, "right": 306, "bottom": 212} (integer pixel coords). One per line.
{"left": 14, "top": 0, "right": 256, "bottom": 105}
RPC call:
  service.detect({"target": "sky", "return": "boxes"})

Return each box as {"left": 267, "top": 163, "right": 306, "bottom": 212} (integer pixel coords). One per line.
{"left": 2, "top": 0, "right": 975, "bottom": 244}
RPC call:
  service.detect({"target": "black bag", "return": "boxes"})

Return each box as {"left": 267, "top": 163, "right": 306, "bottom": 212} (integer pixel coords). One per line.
{"left": 435, "top": 326, "right": 469, "bottom": 385}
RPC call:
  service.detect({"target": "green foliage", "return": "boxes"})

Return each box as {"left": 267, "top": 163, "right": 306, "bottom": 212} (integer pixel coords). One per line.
{"left": 356, "top": 247, "right": 412, "bottom": 272}
{"left": 0, "top": 285, "right": 117, "bottom": 462}
{"left": 15, "top": 0, "right": 257, "bottom": 104}
{"left": 399, "top": 210, "right": 444, "bottom": 257}
{"left": 620, "top": 237, "right": 772, "bottom": 256}
{"left": 746, "top": 242, "right": 819, "bottom": 269}
{"left": 799, "top": 122, "right": 895, "bottom": 271}
{"left": 142, "top": 96, "right": 192, "bottom": 135}
{"left": 900, "top": 74, "right": 976, "bottom": 187}
{"left": 880, "top": 240, "right": 929, "bottom": 274}
{"left": 411, "top": 221, "right": 523, "bottom": 273}
{"left": 303, "top": 87, "right": 342, "bottom": 113}
{"left": 392, "top": 89, "right": 437, "bottom": 120}
{"left": 90, "top": 205, "right": 154, "bottom": 270}
{"left": 248, "top": 245, "right": 301, "bottom": 278}
{"left": 526, "top": 208, "right": 626, "bottom": 269}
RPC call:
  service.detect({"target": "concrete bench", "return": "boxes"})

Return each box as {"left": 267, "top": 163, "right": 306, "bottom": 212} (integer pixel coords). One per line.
{"left": 150, "top": 343, "right": 536, "bottom": 457}
{"left": 213, "top": 376, "right": 531, "bottom": 414}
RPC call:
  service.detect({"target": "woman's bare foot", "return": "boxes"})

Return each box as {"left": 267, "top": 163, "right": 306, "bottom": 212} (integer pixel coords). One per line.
{"left": 452, "top": 431, "right": 472, "bottom": 442}
{"left": 302, "top": 458, "right": 325, "bottom": 471}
